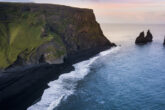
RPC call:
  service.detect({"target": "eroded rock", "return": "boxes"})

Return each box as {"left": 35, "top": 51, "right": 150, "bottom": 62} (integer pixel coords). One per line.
{"left": 135, "top": 30, "right": 153, "bottom": 44}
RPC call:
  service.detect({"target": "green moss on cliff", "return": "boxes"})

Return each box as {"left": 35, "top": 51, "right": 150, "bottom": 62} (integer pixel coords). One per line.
{"left": 0, "top": 7, "right": 66, "bottom": 68}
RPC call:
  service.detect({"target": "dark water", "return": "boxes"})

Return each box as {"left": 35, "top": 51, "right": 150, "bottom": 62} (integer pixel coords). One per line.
{"left": 29, "top": 24, "right": 165, "bottom": 110}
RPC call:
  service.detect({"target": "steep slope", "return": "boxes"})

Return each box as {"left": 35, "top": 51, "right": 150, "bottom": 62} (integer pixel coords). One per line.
{"left": 0, "top": 2, "right": 115, "bottom": 69}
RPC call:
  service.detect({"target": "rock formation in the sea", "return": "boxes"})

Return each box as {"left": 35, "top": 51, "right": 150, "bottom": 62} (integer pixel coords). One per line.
{"left": 135, "top": 31, "right": 146, "bottom": 44}
{"left": 135, "top": 30, "right": 153, "bottom": 44}
{"left": 0, "top": 2, "right": 115, "bottom": 70}
{"left": 145, "top": 30, "right": 153, "bottom": 42}
{"left": 163, "top": 37, "right": 165, "bottom": 45}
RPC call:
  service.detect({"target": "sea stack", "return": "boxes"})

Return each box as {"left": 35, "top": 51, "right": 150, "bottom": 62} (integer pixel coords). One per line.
{"left": 135, "top": 31, "right": 146, "bottom": 44}
{"left": 145, "top": 30, "right": 153, "bottom": 42}
{"left": 163, "top": 37, "right": 165, "bottom": 45}
{"left": 135, "top": 30, "right": 153, "bottom": 44}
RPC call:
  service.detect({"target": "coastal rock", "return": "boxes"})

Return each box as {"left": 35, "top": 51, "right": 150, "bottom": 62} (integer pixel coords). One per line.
{"left": 135, "top": 32, "right": 146, "bottom": 44}
{"left": 145, "top": 30, "right": 153, "bottom": 42}
{"left": 163, "top": 37, "right": 165, "bottom": 45}
{"left": 0, "top": 2, "right": 115, "bottom": 70}
{"left": 135, "top": 30, "right": 153, "bottom": 44}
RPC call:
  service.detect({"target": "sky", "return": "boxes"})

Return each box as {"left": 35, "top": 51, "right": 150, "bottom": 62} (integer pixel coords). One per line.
{"left": 1, "top": 0, "right": 165, "bottom": 24}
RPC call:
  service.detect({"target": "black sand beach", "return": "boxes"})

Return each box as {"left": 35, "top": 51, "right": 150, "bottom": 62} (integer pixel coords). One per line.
{"left": 0, "top": 46, "right": 112, "bottom": 110}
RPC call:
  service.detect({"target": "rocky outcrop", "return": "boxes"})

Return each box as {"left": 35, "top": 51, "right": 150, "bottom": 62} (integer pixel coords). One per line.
{"left": 145, "top": 30, "right": 153, "bottom": 42}
{"left": 135, "top": 30, "right": 153, "bottom": 44}
{"left": 0, "top": 2, "right": 115, "bottom": 70}
{"left": 135, "top": 32, "right": 146, "bottom": 44}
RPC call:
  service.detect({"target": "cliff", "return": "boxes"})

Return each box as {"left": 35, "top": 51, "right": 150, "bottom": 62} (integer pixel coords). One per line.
{"left": 0, "top": 2, "right": 115, "bottom": 70}
{"left": 0, "top": 2, "right": 115, "bottom": 109}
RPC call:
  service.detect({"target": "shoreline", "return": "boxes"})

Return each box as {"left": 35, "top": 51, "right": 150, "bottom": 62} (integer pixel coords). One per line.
{"left": 0, "top": 45, "right": 114, "bottom": 110}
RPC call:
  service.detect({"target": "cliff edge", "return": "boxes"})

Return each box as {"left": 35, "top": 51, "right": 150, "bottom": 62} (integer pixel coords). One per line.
{"left": 0, "top": 2, "right": 115, "bottom": 70}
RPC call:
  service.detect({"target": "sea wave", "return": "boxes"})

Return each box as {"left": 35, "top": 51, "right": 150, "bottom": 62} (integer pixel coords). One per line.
{"left": 27, "top": 47, "right": 120, "bottom": 110}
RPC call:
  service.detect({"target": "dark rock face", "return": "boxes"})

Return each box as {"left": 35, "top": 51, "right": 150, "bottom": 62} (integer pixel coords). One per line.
{"left": 145, "top": 30, "right": 153, "bottom": 42}
{"left": 135, "top": 30, "right": 153, "bottom": 44}
{"left": 163, "top": 37, "right": 165, "bottom": 45}
{"left": 135, "top": 32, "right": 146, "bottom": 44}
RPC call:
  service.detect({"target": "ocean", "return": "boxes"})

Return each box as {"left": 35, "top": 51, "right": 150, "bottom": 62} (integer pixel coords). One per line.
{"left": 28, "top": 24, "right": 165, "bottom": 110}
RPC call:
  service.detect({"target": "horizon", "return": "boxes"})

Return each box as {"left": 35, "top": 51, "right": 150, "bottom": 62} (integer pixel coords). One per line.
{"left": 1, "top": 0, "right": 165, "bottom": 24}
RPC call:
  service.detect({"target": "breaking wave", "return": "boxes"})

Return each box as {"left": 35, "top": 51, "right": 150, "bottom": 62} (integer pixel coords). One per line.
{"left": 28, "top": 47, "right": 120, "bottom": 110}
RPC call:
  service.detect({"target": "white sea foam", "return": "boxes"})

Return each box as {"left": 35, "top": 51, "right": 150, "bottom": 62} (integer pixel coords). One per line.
{"left": 27, "top": 47, "right": 119, "bottom": 110}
